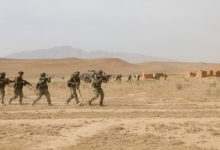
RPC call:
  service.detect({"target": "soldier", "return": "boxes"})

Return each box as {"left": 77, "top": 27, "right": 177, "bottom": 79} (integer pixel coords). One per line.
{"left": 127, "top": 74, "right": 132, "bottom": 81}
{"left": 9, "top": 71, "right": 31, "bottom": 105}
{"left": 137, "top": 74, "right": 141, "bottom": 81}
{"left": 115, "top": 75, "right": 118, "bottom": 81}
{"left": 0, "top": 72, "right": 13, "bottom": 104}
{"left": 119, "top": 74, "right": 122, "bottom": 81}
{"left": 116, "top": 74, "right": 121, "bottom": 81}
{"left": 66, "top": 71, "right": 81, "bottom": 105}
{"left": 32, "top": 73, "right": 52, "bottom": 106}
{"left": 164, "top": 74, "right": 167, "bottom": 80}
{"left": 155, "top": 75, "right": 160, "bottom": 80}
{"left": 89, "top": 70, "right": 105, "bottom": 106}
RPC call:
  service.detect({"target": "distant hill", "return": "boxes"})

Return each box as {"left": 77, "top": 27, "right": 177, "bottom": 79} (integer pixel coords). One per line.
{"left": 205, "top": 64, "right": 220, "bottom": 71}
{"left": 5, "top": 45, "right": 171, "bottom": 63}
{"left": 0, "top": 58, "right": 216, "bottom": 78}
{"left": 137, "top": 62, "right": 216, "bottom": 73}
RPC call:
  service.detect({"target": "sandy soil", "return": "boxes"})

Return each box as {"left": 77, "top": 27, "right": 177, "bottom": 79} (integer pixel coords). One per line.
{"left": 1, "top": 74, "right": 220, "bottom": 150}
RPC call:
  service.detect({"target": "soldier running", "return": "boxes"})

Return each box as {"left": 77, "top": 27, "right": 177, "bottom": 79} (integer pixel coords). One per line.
{"left": 32, "top": 73, "right": 52, "bottom": 106}
{"left": 9, "top": 71, "right": 31, "bottom": 105}
{"left": 0, "top": 72, "right": 13, "bottom": 104}
{"left": 89, "top": 70, "right": 105, "bottom": 106}
{"left": 66, "top": 71, "right": 81, "bottom": 105}
{"left": 137, "top": 74, "right": 141, "bottom": 81}
{"left": 127, "top": 74, "right": 132, "bottom": 81}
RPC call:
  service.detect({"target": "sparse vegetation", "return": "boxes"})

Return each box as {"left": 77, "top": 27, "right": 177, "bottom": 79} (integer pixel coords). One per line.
{"left": 1, "top": 61, "right": 220, "bottom": 149}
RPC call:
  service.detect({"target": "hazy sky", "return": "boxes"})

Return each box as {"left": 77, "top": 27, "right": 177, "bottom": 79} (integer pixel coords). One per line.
{"left": 0, "top": 0, "right": 220, "bottom": 62}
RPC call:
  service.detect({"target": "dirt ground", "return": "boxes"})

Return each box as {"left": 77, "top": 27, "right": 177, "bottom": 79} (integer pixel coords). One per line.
{"left": 1, "top": 75, "right": 220, "bottom": 150}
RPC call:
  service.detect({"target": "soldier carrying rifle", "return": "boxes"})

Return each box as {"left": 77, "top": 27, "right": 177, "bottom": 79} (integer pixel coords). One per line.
{"left": 88, "top": 70, "right": 105, "bottom": 106}
{"left": 0, "top": 72, "right": 13, "bottom": 104}
{"left": 32, "top": 72, "right": 52, "bottom": 106}
{"left": 66, "top": 71, "right": 81, "bottom": 105}
{"left": 9, "top": 71, "right": 32, "bottom": 105}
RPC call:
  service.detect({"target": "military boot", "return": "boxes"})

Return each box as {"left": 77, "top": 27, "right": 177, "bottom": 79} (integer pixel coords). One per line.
{"left": 99, "top": 102, "right": 104, "bottom": 106}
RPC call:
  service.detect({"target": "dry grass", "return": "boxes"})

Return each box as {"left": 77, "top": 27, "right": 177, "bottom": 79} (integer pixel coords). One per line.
{"left": 1, "top": 72, "right": 220, "bottom": 149}
{"left": 64, "top": 124, "right": 207, "bottom": 150}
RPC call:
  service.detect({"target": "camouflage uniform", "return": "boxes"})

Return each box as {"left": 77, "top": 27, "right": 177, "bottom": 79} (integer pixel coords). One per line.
{"left": 89, "top": 70, "right": 105, "bottom": 106}
{"left": 118, "top": 74, "right": 122, "bottom": 81}
{"left": 32, "top": 73, "right": 52, "bottom": 106}
{"left": 9, "top": 71, "right": 26, "bottom": 105}
{"left": 128, "top": 75, "right": 132, "bottom": 81}
{"left": 137, "top": 75, "right": 141, "bottom": 81}
{"left": 0, "top": 72, "right": 13, "bottom": 104}
{"left": 66, "top": 72, "right": 80, "bottom": 104}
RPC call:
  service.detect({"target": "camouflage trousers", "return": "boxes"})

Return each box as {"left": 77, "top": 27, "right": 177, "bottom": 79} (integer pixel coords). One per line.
{"left": 32, "top": 89, "right": 51, "bottom": 106}
{"left": 66, "top": 87, "right": 79, "bottom": 104}
{"left": 9, "top": 89, "right": 23, "bottom": 104}
{"left": 0, "top": 88, "right": 5, "bottom": 104}
{"left": 89, "top": 87, "right": 104, "bottom": 105}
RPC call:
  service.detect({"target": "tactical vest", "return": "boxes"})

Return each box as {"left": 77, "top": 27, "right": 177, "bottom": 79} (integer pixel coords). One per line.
{"left": 0, "top": 77, "right": 4, "bottom": 88}
{"left": 67, "top": 77, "right": 80, "bottom": 88}
{"left": 14, "top": 77, "right": 24, "bottom": 89}
{"left": 37, "top": 77, "right": 49, "bottom": 90}
{"left": 92, "top": 75, "right": 103, "bottom": 88}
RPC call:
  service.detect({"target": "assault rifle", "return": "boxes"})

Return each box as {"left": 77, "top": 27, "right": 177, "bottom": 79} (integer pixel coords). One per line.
{"left": 23, "top": 80, "right": 33, "bottom": 87}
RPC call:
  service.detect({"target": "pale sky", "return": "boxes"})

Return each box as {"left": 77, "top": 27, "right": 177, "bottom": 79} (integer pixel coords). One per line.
{"left": 0, "top": 0, "right": 220, "bottom": 62}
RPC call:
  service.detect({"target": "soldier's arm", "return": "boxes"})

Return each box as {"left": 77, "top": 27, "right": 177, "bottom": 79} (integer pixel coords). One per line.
{"left": 93, "top": 77, "right": 99, "bottom": 85}
{"left": 67, "top": 79, "right": 76, "bottom": 86}
{"left": 5, "top": 78, "right": 13, "bottom": 84}
{"left": 47, "top": 77, "right": 51, "bottom": 83}
{"left": 14, "top": 77, "right": 19, "bottom": 85}
{"left": 39, "top": 77, "right": 47, "bottom": 84}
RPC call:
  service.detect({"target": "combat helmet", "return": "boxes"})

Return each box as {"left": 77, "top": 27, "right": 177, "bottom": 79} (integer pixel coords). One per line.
{"left": 18, "top": 71, "right": 24, "bottom": 75}
{"left": 74, "top": 71, "right": 80, "bottom": 75}
{"left": 98, "top": 70, "right": 103, "bottom": 75}
{"left": 0, "top": 72, "right": 6, "bottom": 77}
{"left": 41, "top": 72, "right": 46, "bottom": 77}
{"left": 71, "top": 71, "right": 80, "bottom": 78}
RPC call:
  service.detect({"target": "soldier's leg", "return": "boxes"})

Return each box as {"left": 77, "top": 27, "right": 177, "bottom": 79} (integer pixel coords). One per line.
{"left": 89, "top": 88, "right": 99, "bottom": 105}
{"left": 66, "top": 88, "right": 74, "bottom": 104}
{"left": 18, "top": 90, "right": 23, "bottom": 105}
{"left": 0, "top": 89, "right": 5, "bottom": 104}
{"left": 99, "top": 88, "right": 104, "bottom": 106}
{"left": 32, "top": 91, "right": 43, "bottom": 106}
{"left": 73, "top": 88, "right": 79, "bottom": 104}
{"left": 44, "top": 90, "right": 52, "bottom": 106}
{"left": 9, "top": 90, "right": 19, "bottom": 104}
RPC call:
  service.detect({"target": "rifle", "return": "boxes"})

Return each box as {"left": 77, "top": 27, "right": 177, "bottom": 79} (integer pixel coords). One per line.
{"left": 6, "top": 78, "right": 14, "bottom": 84}
{"left": 23, "top": 80, "right": 33, "bottom": 87}
{"left": 93, "top": 75, "right": 106, "bottom": 86}
{"left": 69, "top": 76, "right": 82, "bottom": 96}
{"left": 46, "top": 75, "right": 54, "bottom": 82}
{"left": 1, "top": 78, "right": 14, "bottom": 84}
{"left": 47, "top": 75, "right": 54, "bottom": 79}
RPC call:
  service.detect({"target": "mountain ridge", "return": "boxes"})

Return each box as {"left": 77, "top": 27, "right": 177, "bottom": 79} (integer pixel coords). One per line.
{"left": 5, "top": 45, "right": 172, "bottom": 63}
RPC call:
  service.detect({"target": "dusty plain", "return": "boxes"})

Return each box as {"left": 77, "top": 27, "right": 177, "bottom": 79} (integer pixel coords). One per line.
{"left": 0, "top": 58, "right": 220, "bottom": 150}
